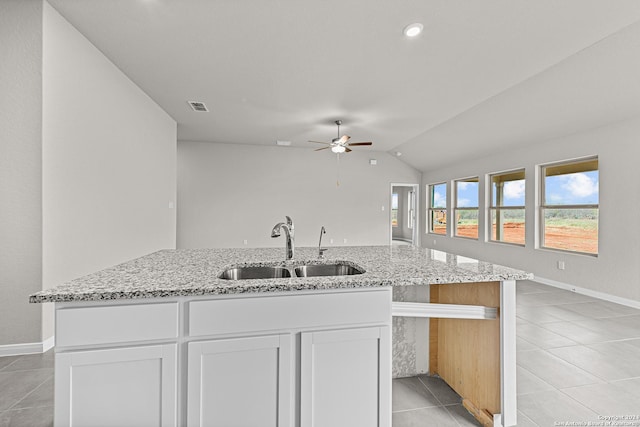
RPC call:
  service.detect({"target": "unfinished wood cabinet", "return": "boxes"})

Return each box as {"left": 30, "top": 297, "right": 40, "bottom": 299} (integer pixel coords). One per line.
{"left": 429, "top": 281, "right": 516, "bottom": 427}
{"left": 430, "top": 282, "right": 500, "bottom": 418}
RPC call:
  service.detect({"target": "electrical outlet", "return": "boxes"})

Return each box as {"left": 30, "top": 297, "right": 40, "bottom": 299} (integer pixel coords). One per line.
{"left": 381, "top": 205, "right": 385, "bottom": 211}
{"left": 243, "top": 239, "right": 248, "bottom": 245}
{"left": 557, "top": 261, "right": 565, "bottom": 270}
{"left": 343, "top": 238, "right": 348, "bottom": 244}
{"left": 330, "top": 238, "right": 334, "bottom": 244}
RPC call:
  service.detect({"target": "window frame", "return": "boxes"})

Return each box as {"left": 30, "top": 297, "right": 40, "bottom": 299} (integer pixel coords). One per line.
{"left": 488, "top": 169, "right": 526, "bottom": 246}
{"left": 539, "top": 157, "right": 599, "bottom": 256}
{"left": 427, "top": 182, "right": 447, "bottom": 235}
{"left": 453, "top": 177, "right": 479, "bottom": 240}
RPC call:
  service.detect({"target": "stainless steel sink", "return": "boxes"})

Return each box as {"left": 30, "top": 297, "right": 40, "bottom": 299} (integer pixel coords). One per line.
{"left": 218, "top": 266, "right": 292, "bottom": 280}
{"left": 294, "top": 263, "right": 364, "bottom": 277}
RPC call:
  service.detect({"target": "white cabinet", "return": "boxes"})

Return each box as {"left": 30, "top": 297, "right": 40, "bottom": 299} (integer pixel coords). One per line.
{"left": 301, "top": 327, "right": 391, "bottom": 427}
{"left": 187, "top": 334, "right": 293, "bottom": 427}
{"left": 55, "top": 344, "right": 177, "bottom": 427}
{"left": 53, "top": 288, "right": 392, "bottom": 427}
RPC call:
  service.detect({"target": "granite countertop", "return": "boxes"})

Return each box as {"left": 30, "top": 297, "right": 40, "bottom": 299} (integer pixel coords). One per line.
{"left": 29, "top": 246, "right": 533, "bottom": 303}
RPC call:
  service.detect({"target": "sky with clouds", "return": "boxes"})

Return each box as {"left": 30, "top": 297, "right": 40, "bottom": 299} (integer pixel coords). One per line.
{"left": 456, "top": 181, "right": 478, "bottom": 207}
{"left": 546, "top": 171, "right": 599, "bottom": 205}
{"left": 431, "top": 184, "right": 447, "bottom": 208}
{"left": 492, "top": 179, "right": 526, "bottom": 206}
{"left": 431, "top": 171, "right": 598, "bottom": 209}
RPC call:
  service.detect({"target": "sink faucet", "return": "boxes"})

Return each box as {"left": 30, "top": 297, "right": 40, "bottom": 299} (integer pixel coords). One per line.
{"left": 318, "top": 226, "right": 327, "bottom": 258}
{"left": 271, "top": 216, "right": 295, "bottom": 260}
{"left": 285, "top": 215, "right": 294, "bottom": 241}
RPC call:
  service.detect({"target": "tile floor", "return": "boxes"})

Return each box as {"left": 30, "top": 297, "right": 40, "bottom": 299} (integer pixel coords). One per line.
{"left": 0, "top": 351, "right": 53, "bottom": 427}
{"left": 2, "top": 280, "right": 640, "bottom": 426}
{"left": 393, "top": 280, "right": 640, "bottom": 426}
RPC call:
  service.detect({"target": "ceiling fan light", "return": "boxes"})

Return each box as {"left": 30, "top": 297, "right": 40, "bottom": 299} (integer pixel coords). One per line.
{"left": 331, "top": 145, "right": 346, "bottom": 153}
{"left": 403, "top": 23, "right": 423, "bottom": 37}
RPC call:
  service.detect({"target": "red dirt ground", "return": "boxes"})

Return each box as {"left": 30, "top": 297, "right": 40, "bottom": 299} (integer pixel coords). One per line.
{"left": 432, "top": 223, "right": 597, "bottom": 254}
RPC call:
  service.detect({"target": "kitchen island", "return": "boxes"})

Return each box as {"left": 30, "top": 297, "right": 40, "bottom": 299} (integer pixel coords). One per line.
{"left": 31, "top": 246, "right": 531, "bottom": 427}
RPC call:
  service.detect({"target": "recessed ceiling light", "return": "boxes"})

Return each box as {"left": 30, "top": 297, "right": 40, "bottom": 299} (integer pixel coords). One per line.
{"left": 403, "top": 23, "right": 423, "bottom": 38}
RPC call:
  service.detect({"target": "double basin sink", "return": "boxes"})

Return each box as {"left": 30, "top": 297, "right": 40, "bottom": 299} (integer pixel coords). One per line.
{"left": 219, "top": 262, "right": 364, "bottom": 280}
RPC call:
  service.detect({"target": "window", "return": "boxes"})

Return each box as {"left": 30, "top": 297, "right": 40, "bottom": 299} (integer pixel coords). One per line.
{"left": 540, "top": 157, "right": 598, "bottom": 255}
{"left": 427, "top": 183, "right": 447, "bottom": 235}
{"left": 454, "top": 177, "right": 479, "bottom": 239}
{"left": 391, "top": 193, "right": 398, "bottom": 227}
{"left": 489, "top": 170, "right": 525, "bottom": 245}
{"left": 407, "top": 190, "right": 415, "bottom": 229}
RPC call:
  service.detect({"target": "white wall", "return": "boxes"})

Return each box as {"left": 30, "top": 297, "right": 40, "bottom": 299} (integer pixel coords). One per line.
{"left": 40, "top": 2, "right": 177, "bottom": 340}
{"left": 0, "top": 0, "right": 44, "bottom": 345}
{"left": 177, "top": 142, "right": 421, "bottom": 249}
{"left": 421, "top": 116, "right": 640, "bottom": 303}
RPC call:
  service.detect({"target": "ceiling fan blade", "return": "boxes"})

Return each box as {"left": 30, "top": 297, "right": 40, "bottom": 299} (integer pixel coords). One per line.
{"left": 347, "top": 142, "right": 372, "bottom": 146}
{"left": 345, "top": 147, "right": 352, "bottom": 153}
{"left": 314, "top": 146, "right": 330, "bottom": 151}
{"left": 338, "top": 135, "right": 350, "bottom": 144}
{"left": 309, "top": 140, "right": 330, "bottom": 145}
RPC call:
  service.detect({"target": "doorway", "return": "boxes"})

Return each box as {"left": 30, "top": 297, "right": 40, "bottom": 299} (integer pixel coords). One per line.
{"left": 390, "top": 183, "right": 419, "bottom": 246}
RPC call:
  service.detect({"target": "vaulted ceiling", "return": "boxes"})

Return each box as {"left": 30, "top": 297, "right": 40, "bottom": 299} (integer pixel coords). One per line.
{"left": 48, "top": 0, "right": 640, "bottom": 170}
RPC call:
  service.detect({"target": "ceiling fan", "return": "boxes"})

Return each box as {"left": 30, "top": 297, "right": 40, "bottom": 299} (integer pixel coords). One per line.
{"left": 309, "top": 120, "right": 373, "bottom": 153}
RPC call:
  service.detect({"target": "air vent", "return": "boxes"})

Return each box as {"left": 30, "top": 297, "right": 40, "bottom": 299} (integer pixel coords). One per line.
{"left": 187, "top": 101, "right": 209, "bottom": 112}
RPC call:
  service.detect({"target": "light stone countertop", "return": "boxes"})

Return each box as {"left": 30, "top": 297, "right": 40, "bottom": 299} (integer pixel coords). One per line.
{"left": 29, "top": 246, "right": 533, "bottom": 303}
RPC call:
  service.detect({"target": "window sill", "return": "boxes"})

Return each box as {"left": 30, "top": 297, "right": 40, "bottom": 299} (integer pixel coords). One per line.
{"left": 487, "top": 240, "right": 525, "bottom": 248}
{"left": 453, "top": 235, "right": 479, "bottom": 241}
{"left": 537, "top": 246, "right": 598, "bottom": 258}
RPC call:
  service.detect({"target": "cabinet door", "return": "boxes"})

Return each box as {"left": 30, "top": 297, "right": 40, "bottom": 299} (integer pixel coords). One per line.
{"left": 301, "top": 326, "right": 391, "bottom": 427}
{"left": 187, "top": 334, "right": 292, "bottom": 427}
{"left": 55, "top": 344, "right": 177, "bottom": 427}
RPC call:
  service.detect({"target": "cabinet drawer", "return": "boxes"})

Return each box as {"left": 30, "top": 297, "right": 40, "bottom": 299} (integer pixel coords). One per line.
{"left": 189, "top": 289, "right": 391, "bottom": 337}
{"left": 56, "top": 302, "right": 179, "bottom": 347}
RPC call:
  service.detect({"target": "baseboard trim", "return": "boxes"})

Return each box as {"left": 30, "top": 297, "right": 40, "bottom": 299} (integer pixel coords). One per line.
{"left": 534, "top": 276, "right": 640, "bottom": 310}
{"left": 0, "top": 335, "right": 55, "bottom": 357}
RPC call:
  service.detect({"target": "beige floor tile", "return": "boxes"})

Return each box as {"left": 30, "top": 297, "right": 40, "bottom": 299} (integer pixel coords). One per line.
{"left": 552, "top": 345, "right": 640, "bottom": 382}
{"left": 516, "top": 349, "right": 602, "bottom": 389}
{"left": 562, "top": 383, "right": 640, "bottom": 416}
{"left": 518, "top": 389, "right": 598, "bottom": 426}
{"left": 540, "top": 321, "right": 617, "bottom": 345}
{"left": 516, "top": 323, "right": 579, "bottom": 349}
{"left": 392, "top": 406, "right": 460, "bottom": 427}
{"left": 392, "top": 377, "right": 440, "bottom": 412}
{"left": 517, "top": 366, "right": 555, "bottom": 395}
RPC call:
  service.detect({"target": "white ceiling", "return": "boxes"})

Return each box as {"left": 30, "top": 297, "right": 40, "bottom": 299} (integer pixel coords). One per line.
{"left": 48, "top": 0, "right": 640, "bottom": 171}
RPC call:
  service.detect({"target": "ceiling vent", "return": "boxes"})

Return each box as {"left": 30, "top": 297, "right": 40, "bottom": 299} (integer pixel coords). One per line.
{"left": 187, "top": 101, "right": 209, "bottom": 112}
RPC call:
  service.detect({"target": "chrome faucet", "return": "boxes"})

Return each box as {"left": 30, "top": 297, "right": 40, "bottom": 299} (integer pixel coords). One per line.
{"left": 285, "top": 215, "right": 294, "bottom": 241}
{"left": 318, "top": 226, "right": 327, "bottom": 258}
{"left": 271, "top": 216, "right": 295, "bottom": 260}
